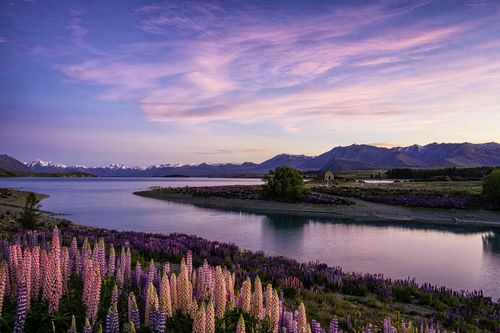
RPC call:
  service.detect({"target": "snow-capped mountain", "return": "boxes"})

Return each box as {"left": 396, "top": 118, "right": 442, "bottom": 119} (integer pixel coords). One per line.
{"left": 2, "top": 142, "right": 499, "bottom": 177}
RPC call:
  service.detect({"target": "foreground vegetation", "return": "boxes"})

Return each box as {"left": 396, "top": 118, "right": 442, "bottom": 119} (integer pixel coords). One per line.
{"left": 0, "top": 221, "right": 498, "bottom": 332}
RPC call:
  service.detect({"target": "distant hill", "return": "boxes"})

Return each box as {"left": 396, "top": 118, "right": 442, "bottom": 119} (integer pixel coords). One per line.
{"left": 0, "top": 154, "right": 31, "bottom": 172}
{"left": 4, "top": 142, "right": 500, "bottom": 177}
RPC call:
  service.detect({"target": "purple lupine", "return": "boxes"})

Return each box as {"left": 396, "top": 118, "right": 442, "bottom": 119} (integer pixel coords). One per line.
{"left": 154, "top": 302, "right": 167, "bottom": 333}
{"left": 83, "top": 317, "right": 93, "bottom": 333}
{"left": 13, "top": 281, "right": 28, "bottom": 333}
{"left": 329, "top": 317, "right": 339, "bottom": 333}
{"left": 128, "top": 292, "right": 140, "bottom": 329}
{"left": 105, "top": 304, "right": 120, "bottom": 333}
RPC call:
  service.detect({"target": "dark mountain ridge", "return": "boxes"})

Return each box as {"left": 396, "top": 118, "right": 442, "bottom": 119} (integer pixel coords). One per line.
{"left": 1, "top": 142, "right": 499, "bottom": 177}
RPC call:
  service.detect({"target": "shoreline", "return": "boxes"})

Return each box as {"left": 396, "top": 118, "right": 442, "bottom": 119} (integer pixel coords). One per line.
{"left": 134, "top": 189, "right": 500, "bottom": 228}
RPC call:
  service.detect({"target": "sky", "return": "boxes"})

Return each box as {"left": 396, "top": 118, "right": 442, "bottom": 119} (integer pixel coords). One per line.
{"left": 1, "top": 0, "right": 500, "bottom": 166}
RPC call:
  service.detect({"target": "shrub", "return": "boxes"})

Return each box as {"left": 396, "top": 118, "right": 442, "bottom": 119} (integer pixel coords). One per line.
{"left": 482, "top": 169, "right": 500, "bottom": 207}
{"left": 17, "top": 191, "right": 40, "bottom": 229}
{"left": 262, "top": 165, "right": 308, "bottom": 200}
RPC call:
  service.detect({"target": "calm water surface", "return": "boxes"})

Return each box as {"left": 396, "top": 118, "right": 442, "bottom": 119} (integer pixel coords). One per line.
{"left": 1, "top": 177, "right": 499, "bottom": 300}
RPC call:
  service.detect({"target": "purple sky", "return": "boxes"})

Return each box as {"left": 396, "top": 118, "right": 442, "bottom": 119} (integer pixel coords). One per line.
{"left": 1, "top": 0, "right": 500, "bottom": 166}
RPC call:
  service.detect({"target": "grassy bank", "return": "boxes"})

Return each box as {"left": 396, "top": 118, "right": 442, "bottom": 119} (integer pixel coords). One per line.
{"left": 134, "top": 186, "right": 500, "bottom": 228}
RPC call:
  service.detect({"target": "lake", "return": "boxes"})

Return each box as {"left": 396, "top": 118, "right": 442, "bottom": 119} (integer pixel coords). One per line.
{"left": 1, "top": 177, "right": 499, "bottom": 300}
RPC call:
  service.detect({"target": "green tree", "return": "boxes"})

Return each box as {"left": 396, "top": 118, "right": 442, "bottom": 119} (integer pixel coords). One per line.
{"left": 482, "top": 169, "right": 500, "bottom": 207}
{"left": 262, "top": 165, "right": 308, "bottom": 200}
{"left": 18, "top": 191, "right": 41, "bottom": 229}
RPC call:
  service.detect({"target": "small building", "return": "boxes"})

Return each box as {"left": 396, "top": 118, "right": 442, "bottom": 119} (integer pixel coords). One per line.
{"left": 324, "top": 170, "right": 335, "bottom": 184}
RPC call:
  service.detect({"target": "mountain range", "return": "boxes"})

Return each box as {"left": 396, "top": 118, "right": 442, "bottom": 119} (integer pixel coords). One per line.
{"left": 1, "top": 142, "right": 500, "bottom": 177}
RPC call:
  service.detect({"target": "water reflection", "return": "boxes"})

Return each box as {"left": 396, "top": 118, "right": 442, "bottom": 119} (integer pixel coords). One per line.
{"left": 0, "top": 177, "right": 499, "bottom": 299}
{"left": 483, "top": 231, "right": 500, "bottom": 255}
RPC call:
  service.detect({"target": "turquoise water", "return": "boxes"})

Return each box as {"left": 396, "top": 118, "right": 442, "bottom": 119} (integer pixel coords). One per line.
{"left": 1, "top": 177, "right": 499, "bottom": 300}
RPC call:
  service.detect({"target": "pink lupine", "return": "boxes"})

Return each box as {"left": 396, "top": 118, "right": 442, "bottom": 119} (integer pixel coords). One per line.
{"left": 225, "top": 271, "right": 235, "bottom": 310}
{"left": 270, "top": 290, "right": 280, "bottom": 333}
{"left": 252, "top": 276, "right": 263, "bottom": 320}
{"left": 297, "top": 302, "right": 307, "bottom": 333}
{"left": 83, "top": 259, "right": 101, "bottom": 325}
{"left": 147, "top": 259, "right": 156, "bottom": 286}
{"left": 192, "top": 303, "right": 206, "bottom": 333}
{"left": 31, "top": 246, "right": 40, "bottom": 301}
{"left": 62, "top": 247, "right": 70, "bottom": 287}
{"left": 108, "top": 244, "right": 115, "bottom": 277}
{"left": 190, "top": 299, "right": 198, "bottom": 319}
{"left": 0, "top": 260, "right": 7, "bottom": 316}
{"left": 239, "top": 277, "right": 251, "bottom": 313}
{"left": 186, "top": 250, "right": 193, "bottom": 278}
{"left": 177, "top": 263, "right": 192, "bottom": 315}
{"left": 214, "top": 266, "right": 226, "bottom": 319}
{"left": 236, "top": 314, "right": 246, "bottom": 333}
{"left": 265, "top": 284, "right": 273, "bottom": 317}
{"left": 205, "top": 299, "right": 215, "bottom": 333}
{"left": 170, "top": 273, "right": 178, "bottom": 311}
{"left": 43, "top": 227, "right": 63, "bottom": 314}
{"left": 159, "top": 272, "right": 172, "bottom": 317}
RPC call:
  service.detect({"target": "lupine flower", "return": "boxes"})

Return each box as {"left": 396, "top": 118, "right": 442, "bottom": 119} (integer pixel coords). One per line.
{"left": 61, "top": 247, "right": 70, "bottom": 288}
{"left": 298, "top": 303, "right": 307, "bottom": 333}
{"left": 106, "top": 304, "right": 120, "bottom": 333}
{"left": 214, "top": 266, "right": 226, "bottom": 319}
{"left": 0, "top": 261, "right": 7, "bottom": 316}
{"left": 187, "top": 250, "right": 193, "bottom": 277}
{"left": 154, "top": 301, "right": 167, "bottom": 333}
{"left": 44, "top": 227, "right": 63, "bottom": 314}
{"left": 106, "top": 244, "right": 115, "bottom": 277}
{"left": 116, "top": 267, "right": 124, "bottom": 288}
{"left": 169, "top": 273, "right": 178, "bottom": 311}
{"left": 177, "top": 264, "right": 192, "bottom": 315}
{"left": 128, "top": 292, "right": 140, "bottom": 329}
{"left": 145, "top": 282, "right": 159, "bottom": 327}
{"left": 226, "top": 271, "right": 234, "bottom": 310}
{"left": 265, "top": 284, "right": 273, "bottom": 318}
{"left": 13, "top": 281, "right": 27, "bottom": 333}
{"left": 159, "top": 272, "right": 172, "bottom": 317}
{"left": 270, "top": 290, "right": 280, "bottom": 333}
{"left": 329, "top": 317, "right": 339, "bottom": 333}
{"left": 83, "top": 259, "right": 101, "bottom": 325}
{"left": 192, "top": 303, "right": 206, "bottom": 333}
{"left": 30, "top": 246, "right": 40, "bottom": 301}
{"left": 134, "top": 262, "right": 142, "bottom": 289}
{"left": 21, "top": 249, "right": 32, "bottom": 310}
{"left": 111, "top": 284, "right": 119, "bottom": 305}
{"left": 205, "top": 299, "right": 215, "bottom": 333}
{"left": 163, "top": 262, "right": 170, "bottom": 276}
{"left": 236, "top": 314, "right": 246, "bottom": 333}
{"left": 128, "top": 321, "right": 137, "bottom": 333}
{"left": 190, "top": 299, "right": 199, "bottom": 319}
{"left": 252, "top": 276, "right": 263, "bottom": 320}
{"left": 68, "top": 315, "right": 77, "bottom": 333}
{"left": 239, "top": 277, "right": 251, "bottom": 313}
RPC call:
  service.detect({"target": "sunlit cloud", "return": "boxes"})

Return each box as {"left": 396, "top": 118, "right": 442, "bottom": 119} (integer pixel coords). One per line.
{"left": 2, "top": 0, "right": 500, "bottom": 163}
